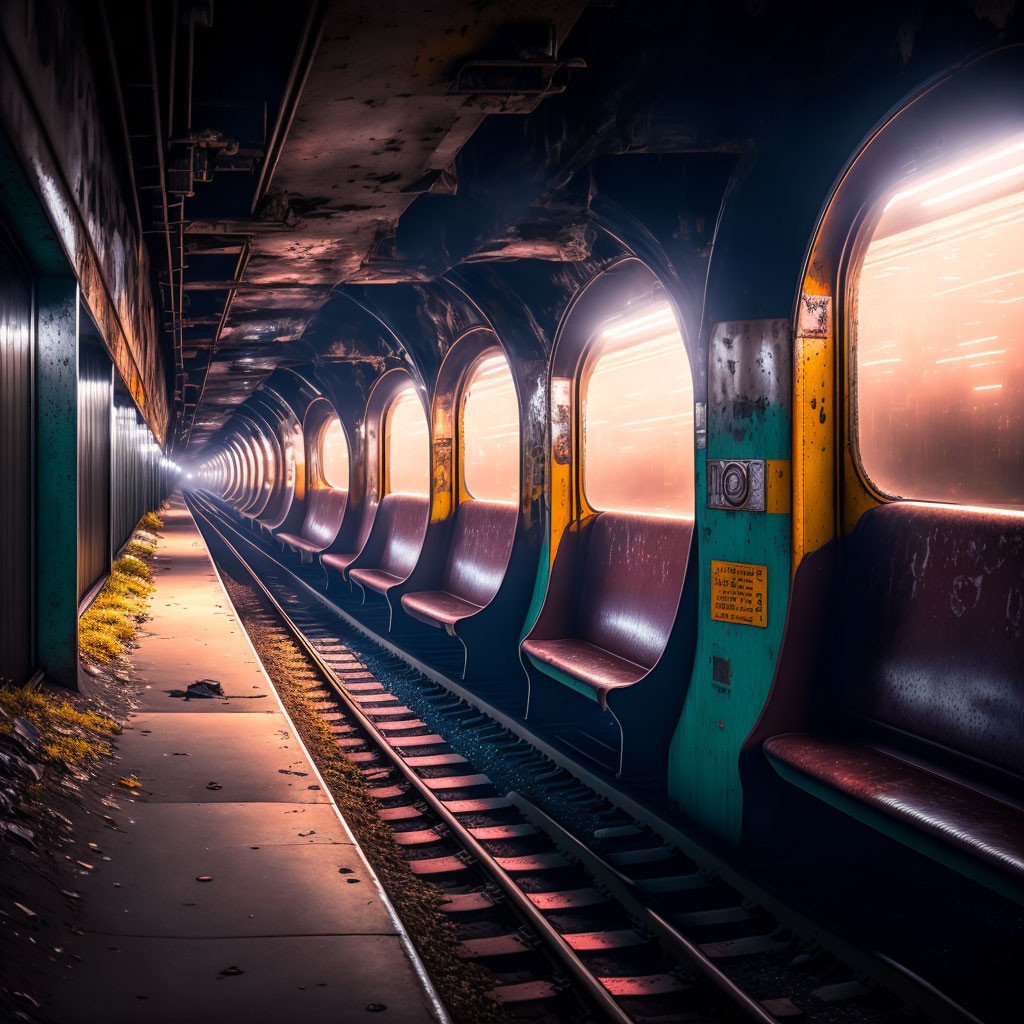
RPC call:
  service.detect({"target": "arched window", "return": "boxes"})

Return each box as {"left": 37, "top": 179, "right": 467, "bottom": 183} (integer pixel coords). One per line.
{"left": 462, "top": 353, "right": 519, "bottom": 504}
{"left": 853, "top": 132, "right": 1024, "bottom": 507}
{"left": 316, "top": 416, "right": 349, "bottom": 490}
{"left": 582, "top": 301, "right": 694, "bottom": 517}
{"left": 385, "top": 387, "right": 429, "bottom": 496}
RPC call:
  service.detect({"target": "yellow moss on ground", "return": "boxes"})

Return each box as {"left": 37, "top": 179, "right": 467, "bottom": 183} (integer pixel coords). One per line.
{"left": 140, "top": 511, "right": 164, "bottom": 531}
{"left": 117, "top": 775, "right": 142, "bottom": 789}
{"left": 78, "top": 509, "right": 163, "bottom": 663}
{"left": 78, "top": 625, "right": 125, "bottom": 662}
{"left": 0, "top": 683, "right": 120, "bottom": 767}
{"left": 112, "top": 554, "right": 152, "bottom": 582}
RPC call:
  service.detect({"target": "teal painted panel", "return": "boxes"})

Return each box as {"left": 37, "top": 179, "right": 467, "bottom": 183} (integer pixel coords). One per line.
{"left": 668, "top": 320, "right": 792, "bottom": 842}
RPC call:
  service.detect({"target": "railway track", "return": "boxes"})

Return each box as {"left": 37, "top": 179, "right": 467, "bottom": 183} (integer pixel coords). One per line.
{"left": 184, "top": 491, "right": 970, "bottom": 1024}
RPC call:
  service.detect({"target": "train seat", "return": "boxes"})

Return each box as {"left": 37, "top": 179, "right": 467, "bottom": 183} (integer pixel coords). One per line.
{"left": 765, "top": 502, "right": 1024, "bottom": 901}
{"left": 401, "top": 501, "right": 517, "bottom": 632}
{"left": 277, "top": 487, "right": 347, "bottom": 562}
{"left": 522, "top": 511, "right": 692, "bottom": 709}
{"left": 348, "top": 493, "right": 429, "bottom": 596}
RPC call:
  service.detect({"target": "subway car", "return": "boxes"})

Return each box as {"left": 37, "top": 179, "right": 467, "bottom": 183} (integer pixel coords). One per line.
{"left": 0, "top": 1, "right": 1021, "bottom": 1019}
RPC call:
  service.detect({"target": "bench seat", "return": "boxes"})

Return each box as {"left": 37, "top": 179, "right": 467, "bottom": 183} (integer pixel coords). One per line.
{"left": 322, "top": 551, "right": 360, "bottom": 574}
{"left": 764, "top": 502, "right": 1024, "bottom": 902}
{"left": 400, "top": 501, "right": 517, "bottom": 632}
{"left": 402, "top": 589, "right": 482, "bottom": 627}
{"left": 277, "top": 532, "right": 323, "bottom": 554}
{"left": 521, "top": 638, "right": 646, "bottom": 697}
{"left": 765, "top": 733, "right": 1024, "bottom": 883}
{"left": 522, "top": 511, "right": 692, "bottom": 707}
{"left": 347, "top": 493, "right": 428, "bottom": 600}
{"left": 349, "top": 567, "right": 405, "bottom": 595}
{"left": 278, "top": 487, "right": 347, "bottom": 562}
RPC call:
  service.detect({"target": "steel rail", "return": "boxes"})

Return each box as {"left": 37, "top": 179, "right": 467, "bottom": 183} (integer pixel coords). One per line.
{"left": 508, "top": 793, "right": 777, "bottom": 1024}
{"left": 186, "top": 489, "right": 984, "bottom": 1024}
{"left": 186, "top": 494, "right": 641, "bottom": 1024}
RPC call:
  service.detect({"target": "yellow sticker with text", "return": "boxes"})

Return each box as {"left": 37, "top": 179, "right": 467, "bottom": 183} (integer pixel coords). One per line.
{"left": 710, "top": 561, "right": 767, "bottom": 628}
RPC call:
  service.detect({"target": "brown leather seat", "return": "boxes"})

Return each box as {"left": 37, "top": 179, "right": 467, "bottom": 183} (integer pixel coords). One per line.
{"left": 278, "top": 488, "right": 347, "bottom": 561}
{"left": 321, "top": 550, "right": 360, "bottom": 575}
{"left": 401, "top": 501, "right": 517, "bottom": 632}
{"left": 520, "top": 638, "right": 647, "bottom": 691}
{"left": 348, "top": 493, "right": 428, "bottom": 596}
{"left": 402, "top": 589, "right": 480, "bottom": 627}
{"left": 764, "top": 503, "right": 1024, "bottom": 900}
{"left": 764, "top": 734, "right": 1024, "bottom": 880}
{"left": 522, "top": 511, "right": 692, "bottom": 708}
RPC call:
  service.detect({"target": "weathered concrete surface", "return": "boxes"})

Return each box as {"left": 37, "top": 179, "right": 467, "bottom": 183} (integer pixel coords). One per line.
{"left": 52, "top": 496, "right": 437, "bottom": 1024}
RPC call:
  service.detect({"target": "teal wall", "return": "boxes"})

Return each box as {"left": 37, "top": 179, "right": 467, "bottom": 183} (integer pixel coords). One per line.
{"left": 669, "top": 319, "right": 792, "bottom": 842}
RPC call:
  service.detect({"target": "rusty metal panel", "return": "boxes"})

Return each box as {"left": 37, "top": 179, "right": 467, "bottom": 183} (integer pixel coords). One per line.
{"left": 0, "top": 222, "right": 34, "bottom": 684}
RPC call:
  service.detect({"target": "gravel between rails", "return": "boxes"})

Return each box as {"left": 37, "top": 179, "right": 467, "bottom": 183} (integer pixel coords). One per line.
{"left": 218, "top": 570, "right": 511, "bottom": 1024}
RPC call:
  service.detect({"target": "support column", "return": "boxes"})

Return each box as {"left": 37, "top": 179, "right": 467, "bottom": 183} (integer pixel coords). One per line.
{"left": 36, "top": 277, "right": 79, "bottom": 688}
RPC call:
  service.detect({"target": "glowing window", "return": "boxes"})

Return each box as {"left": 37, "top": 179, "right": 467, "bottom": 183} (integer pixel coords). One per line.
{"left": 317, "top": 417, "right": 349, "bottom": 490}
{"left": 261, "top": 434, "right": 276, "bottom": 488}
{"left": 462, "top": 354, "right": 519, "bottom": 504}
{"left": 386, "top": 387, "right": 429, "bottom": 496}
{"left": 582, "top": 302, "right": 694, "bottom": 517}
{"left": 855, "top": 134, "right": 1024, "bottom": 507}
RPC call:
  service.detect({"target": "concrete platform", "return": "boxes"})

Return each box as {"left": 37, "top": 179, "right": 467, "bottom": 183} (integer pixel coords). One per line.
{"left": 54, "top": 496, "right": 441, "bottom": 1024}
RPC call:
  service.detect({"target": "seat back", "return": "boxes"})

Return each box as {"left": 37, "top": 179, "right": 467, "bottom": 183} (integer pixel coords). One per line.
{"left": 839, "top": 503, "right": 1024, "bottom": 778}
{"left": 374, "top": 493, "right": 429, "bottom": 579}
{"left": 575, "top": 512, "right": 693, "bottom": 670}
{"left": 301, "top": 488, "right": 347, "bottom": 549}
{"left": 442, "top": 501, "right": 518, "bottom": 608}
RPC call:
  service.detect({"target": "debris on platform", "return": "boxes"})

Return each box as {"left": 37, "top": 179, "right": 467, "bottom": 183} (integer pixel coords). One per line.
{"left": 167, "top": 679, "right": 224, "bottom": 699}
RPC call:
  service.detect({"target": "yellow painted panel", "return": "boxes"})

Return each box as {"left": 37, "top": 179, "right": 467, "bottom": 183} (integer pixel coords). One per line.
{"left": 764, "top": 459, "right": 791, "bottom": 514}
{"left": 710, "top": 560, "right": 768, "bottom": 628}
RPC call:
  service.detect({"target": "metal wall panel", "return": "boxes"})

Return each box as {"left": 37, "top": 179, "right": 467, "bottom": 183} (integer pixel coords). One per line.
{"left": 77, "top": 341, "right": 112, "bottom": 602}
{"left": 0, "top": 223, "right": 34, "bottom": 684}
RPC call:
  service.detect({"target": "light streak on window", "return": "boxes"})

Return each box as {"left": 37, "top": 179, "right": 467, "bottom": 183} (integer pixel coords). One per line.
{"left": 855, "top": 131, "right": 1024, "bottom": 507}
{"left": 462, "top": 353, "right": 519, "bottom": 504}
{"left": 583, "top": 302, "right": 694, "bottom": 517}
{"left": 386, "top": 388, "right": 429, "bottom": 497}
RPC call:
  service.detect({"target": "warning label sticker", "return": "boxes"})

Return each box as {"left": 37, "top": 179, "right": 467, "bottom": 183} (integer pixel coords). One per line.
{"left": 710, "top": 561, "right": 767, "bottom": 628}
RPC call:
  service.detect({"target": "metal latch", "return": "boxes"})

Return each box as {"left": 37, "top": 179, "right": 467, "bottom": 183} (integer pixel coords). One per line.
{"left": 706, "top": 459, "right": 765, "bottom": 511}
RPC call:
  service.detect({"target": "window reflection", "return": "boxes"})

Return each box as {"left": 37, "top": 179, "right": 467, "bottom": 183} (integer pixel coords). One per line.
{"left": 855, "top": 133, "right": 1024, "bottom": 507}
{"left": 463, "top": 354, "right": 519, "bottom": 504}
{"left": 386, "top": 387, "right": 429, "bottom": 496}
{"left": 318, "top": 417, "right": 349, "bottom": 490}
{"left": 582, "top": 302, "right": 694, "bottom": 518}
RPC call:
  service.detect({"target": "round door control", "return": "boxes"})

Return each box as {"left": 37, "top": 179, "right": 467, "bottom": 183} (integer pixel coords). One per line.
{"left": 722, "top": 461, "right": 750, "bottom": 507}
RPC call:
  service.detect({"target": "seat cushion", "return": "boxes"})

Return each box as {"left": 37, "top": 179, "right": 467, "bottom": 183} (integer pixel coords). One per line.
{"left": 521, "top": 638, "right": 647, "bottom": 709}
{"left": 764, "top": 734, "right": 1024, "bottom": 882}
{"left": 277, "top": 532, "right": 308, "bottom": 552}
{"left": 401, "top": 590, "right": 482, "bottom": 629}
{"left": 322, "top": 551, "right": 359, "bottom": 574}
{"left": 349, "top": 567, "right": 404, "bottom": 595}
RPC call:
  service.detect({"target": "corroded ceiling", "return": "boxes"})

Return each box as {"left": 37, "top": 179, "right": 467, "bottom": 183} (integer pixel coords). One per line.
{"left": 110, "top": 0, "right": 587, "bottom": 451}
